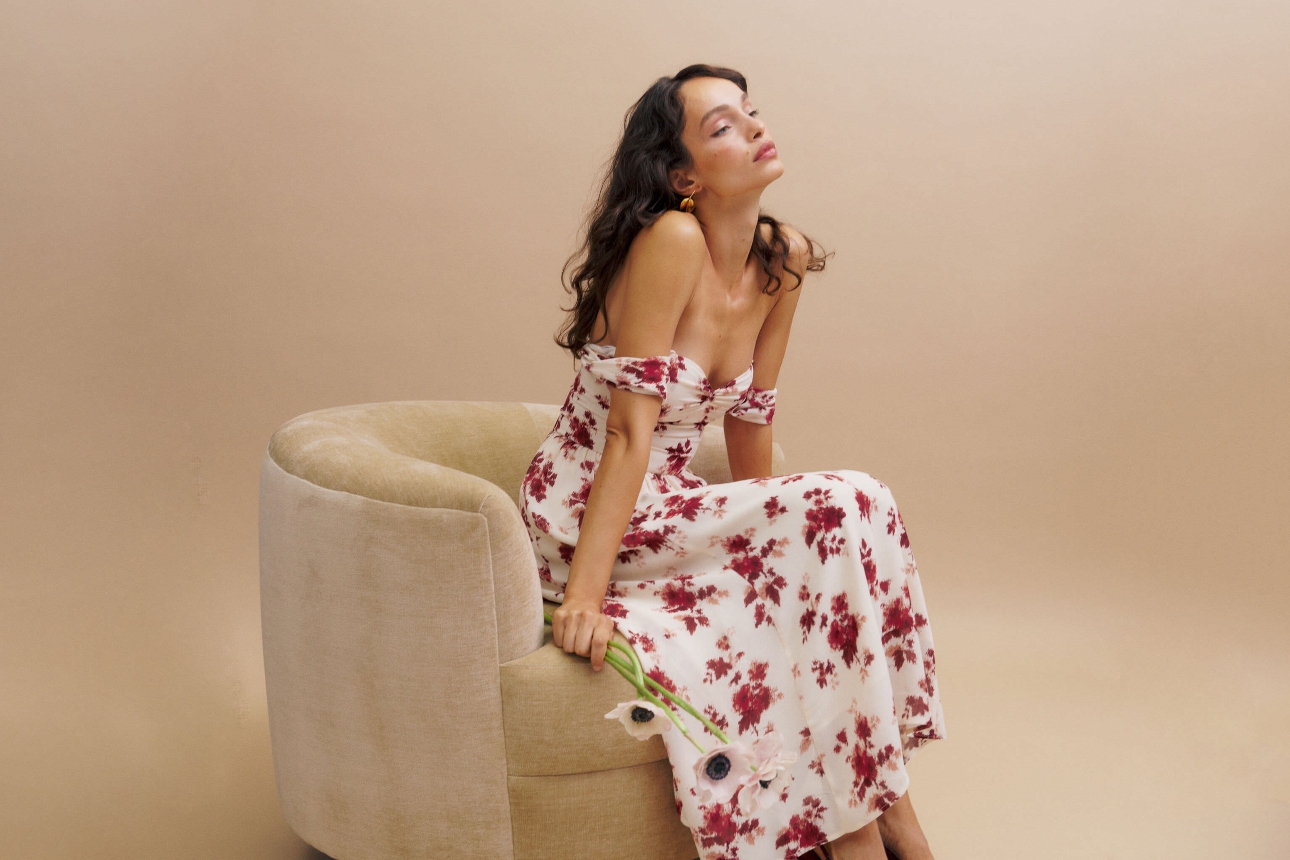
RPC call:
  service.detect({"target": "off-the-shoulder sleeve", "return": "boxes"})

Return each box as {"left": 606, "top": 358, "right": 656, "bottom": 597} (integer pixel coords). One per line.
{"left": 584, "top": 353, "right": 679, "bottom": 398}
{"left": 725, "top": 385, "right": 777, "bottom": 424}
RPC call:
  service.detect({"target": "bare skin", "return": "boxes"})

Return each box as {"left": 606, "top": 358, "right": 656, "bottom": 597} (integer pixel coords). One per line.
{"left": 547, "top": 74, "right": 935, "bottom": 860}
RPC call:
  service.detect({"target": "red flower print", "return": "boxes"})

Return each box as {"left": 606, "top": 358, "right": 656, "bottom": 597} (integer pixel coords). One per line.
{"left": 658, "top": 574, "right": 718, "bottom": 633}
{"left": 728, "top": 385, "right": 776, "bottom": 425}
{"left": 664, "top": 493, "right": 708, "bottom": 521}
{"left": 694, "top": 800, "right": 763, "bottom": 854}
{"left": 627, "top": 631, "right": 656, "bottom": 654}
{"left": 705, "top": 657, "right": 734, "bottom": 683}
{"left": 763, "top": 496, "right": 787, "bottom": 523}
{"left": 860, "top": 539, "right": 877, "bottom": 592}
{"left": 522, "top": 453, "right": 557, "bottom": 503}
{"left": 882, "top": 597, "right": 914, "bottom": 646}
{"left": 566, "top": 478, "right": 593, "bottom": 526}
{"left": 826, "top": 592, "right": 863, "bottom": 668}
{"left": 853, "top": 489, "right": 873, "bottom": 521}
{"left": 663, "top": 439, "right": 695, "bottom": 474}
{"left": 695, "top": 802, "right": 737, "bottom": 849}
{"left": 723, "top": 533, "right": 788, "bottom": 606}
{"left": 886, "top": 507, "right": 910, "bottom": 547}
{"left": 609, "top": 355, "right": 677, "bottom": 397}
{"left": 618, "top": 523, "right": 681, "bottom": 564}
{"left": 703, "top": 704, "right": 730, "bottom": 733}
{"left": 773, "top": 795, "right": 827, "bottom": 858}
{"left": 798, "top": 586, "right": 820, "bottom": 642}
{"left": 731, "top": 660, "right": 779, "bottom": 733}
{"left": 887, "top": 639, "right": 918, "bottom": 672}
{"left": 905, "top": 695, "right": 930, "bottom": 718}
{"left": 567, "top": 413, "right": 598, "bottom": 452}
{"left": 646, "top": 666, "right": 679, "bottom": 695}
{"left": 847, "top": 744, "right": 878, "bottom": 798}
{"left": 802, "top": 487, "right": 847, "bottom": 563}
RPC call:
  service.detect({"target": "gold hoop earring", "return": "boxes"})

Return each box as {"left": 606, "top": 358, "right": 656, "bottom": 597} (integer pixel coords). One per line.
{"left": 679, "top": 189, "right": 698, "bottom": 213}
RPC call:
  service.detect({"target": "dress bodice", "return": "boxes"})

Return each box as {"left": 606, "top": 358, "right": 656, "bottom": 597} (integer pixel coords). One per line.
{"left": 561, "top": 342, "right": 777, "bottom": 489}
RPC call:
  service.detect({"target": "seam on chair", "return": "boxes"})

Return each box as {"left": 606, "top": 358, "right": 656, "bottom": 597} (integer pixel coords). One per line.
{"left": 262, "top": 446, "right": 510, "bottom": 513}
{"left": 503, "top": 753, "right": 672, "bottom": 779}
{"left": 475, "top": 504, "right": 521, "bottom": 860}
{"left": 505, "top": 757, "right": 676, "bottom": 780}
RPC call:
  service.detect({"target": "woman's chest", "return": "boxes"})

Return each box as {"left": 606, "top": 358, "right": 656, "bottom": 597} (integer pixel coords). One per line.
{"left": 670, "top": 276, "right": 776, "bottom": 387}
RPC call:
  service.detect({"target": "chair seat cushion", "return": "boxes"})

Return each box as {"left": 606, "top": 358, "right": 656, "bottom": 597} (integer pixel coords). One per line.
{"left": 499, "top": 601, "right": 671, "bottom": 777}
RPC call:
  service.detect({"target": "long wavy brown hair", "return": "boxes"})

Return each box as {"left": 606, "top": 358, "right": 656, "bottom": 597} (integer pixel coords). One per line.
{"left": 555, "top": 63, "right": 832, "bottom": 358}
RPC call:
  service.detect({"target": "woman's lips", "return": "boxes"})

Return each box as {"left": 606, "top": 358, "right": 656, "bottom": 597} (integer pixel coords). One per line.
{"left": 754, "top": 141, "right": 777, "bottom": 161}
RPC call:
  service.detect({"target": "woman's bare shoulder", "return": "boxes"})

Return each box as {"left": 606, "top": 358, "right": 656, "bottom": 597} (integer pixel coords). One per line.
{"left": 634, "top": 210, "right": 707, "bottom": 258}
{"left": 597, "top": 213, "right": 705, "bottom": 353}
{"left": 618, "top": 211, "right": 706, "bottom": 298}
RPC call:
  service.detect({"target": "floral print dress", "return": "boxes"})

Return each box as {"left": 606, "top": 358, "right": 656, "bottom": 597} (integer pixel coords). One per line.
{"left": 519, "top": 342, "right": 946, "bottom": 860}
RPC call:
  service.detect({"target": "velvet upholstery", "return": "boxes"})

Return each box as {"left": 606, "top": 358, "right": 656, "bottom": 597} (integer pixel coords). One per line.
{"left": 259, "top": 400, "right": 785, "bottom": 859}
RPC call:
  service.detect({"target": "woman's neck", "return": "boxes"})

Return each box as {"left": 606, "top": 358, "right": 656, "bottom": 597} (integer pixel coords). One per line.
{"left": 693, "top": 190, "right": 763, "bottom": 292}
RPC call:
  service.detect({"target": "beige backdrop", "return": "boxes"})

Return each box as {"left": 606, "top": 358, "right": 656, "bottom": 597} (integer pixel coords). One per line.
{"left": 2, "top": 0, "right": 1287, "bottom": 857}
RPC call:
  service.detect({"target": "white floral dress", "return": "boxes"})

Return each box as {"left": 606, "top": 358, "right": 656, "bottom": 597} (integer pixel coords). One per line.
{"left": 519, "top": 342, "right": 946, "bottom": 860}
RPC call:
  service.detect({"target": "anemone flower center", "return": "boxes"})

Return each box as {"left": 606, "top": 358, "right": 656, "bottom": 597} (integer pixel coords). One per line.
{"left": 705, "top": 753, "right": 731, "bottom": 781}
{"left": 759, "top": 779, "right": 772, "bottom": 788}
{"left": 630, "top": 706, "right": 654, "bottom": 723}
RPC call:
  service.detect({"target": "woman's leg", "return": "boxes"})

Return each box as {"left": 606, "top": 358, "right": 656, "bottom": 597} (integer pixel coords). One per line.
{"left": 825, "top": 820, "right": 888, "bottom": 860}
{"left": 875, "top": 788, "right": 934, "bottom": 860}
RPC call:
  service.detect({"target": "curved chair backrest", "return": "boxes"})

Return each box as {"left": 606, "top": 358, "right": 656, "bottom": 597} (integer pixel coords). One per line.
{"left": 258, "top": 400, "right": 782, "bottom": 859}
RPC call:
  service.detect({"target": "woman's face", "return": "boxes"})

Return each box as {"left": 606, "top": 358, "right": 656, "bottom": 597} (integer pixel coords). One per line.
{"left": 674, "top": 76, "right": 784, "bottom": 201}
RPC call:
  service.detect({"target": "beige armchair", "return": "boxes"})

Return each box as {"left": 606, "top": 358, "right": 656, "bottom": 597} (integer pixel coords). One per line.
{"left": 258, "top": 400, "right": 785, "bottom": 860}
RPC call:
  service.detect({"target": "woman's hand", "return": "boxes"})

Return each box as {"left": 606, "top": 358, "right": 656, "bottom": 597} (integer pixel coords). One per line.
{"left": 551, "top": 598, "right": 617, "bottom": 671}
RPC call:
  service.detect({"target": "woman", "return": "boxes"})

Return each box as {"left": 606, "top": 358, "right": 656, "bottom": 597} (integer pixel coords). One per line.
{"left": 519, "top": 64, "right": 946, "bottom": 860}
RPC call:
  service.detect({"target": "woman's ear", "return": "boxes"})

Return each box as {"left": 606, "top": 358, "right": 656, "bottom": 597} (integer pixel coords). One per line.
{"left": 669, "top": 168, "right": 698, "bottom": 198}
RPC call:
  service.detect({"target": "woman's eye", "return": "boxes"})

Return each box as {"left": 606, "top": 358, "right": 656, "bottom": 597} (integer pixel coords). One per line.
{"left": 712, "top": 109, "right": 759, "bottom": 137}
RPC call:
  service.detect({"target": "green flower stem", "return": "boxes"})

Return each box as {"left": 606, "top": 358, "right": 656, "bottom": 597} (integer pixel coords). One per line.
{"left": 606, "top": 639, "right": 645, "bottom": 688}
{"left": 641, "top": 673, "right": 730, "bottom": 745}
{"left": 544, "top": 611, "right": 716, "bottom": 752}
{"left": 601, "top": 652, "right": 706, "bottom": 754}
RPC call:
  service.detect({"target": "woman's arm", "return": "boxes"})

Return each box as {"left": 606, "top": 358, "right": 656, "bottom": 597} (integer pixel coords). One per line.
{"left": 724, "top": 231, "right": 808, "bottom": 481}
{"left": 552, "top": 211, "right": 706, "bottom": 670}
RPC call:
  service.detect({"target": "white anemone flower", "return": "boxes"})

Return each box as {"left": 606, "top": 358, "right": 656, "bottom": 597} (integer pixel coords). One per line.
{"left": 693, "top": 741, "right": 757, "bottom": 804}
{"left": 604, "top": 699, "right": 673, "bottom": 740}
{"left": 738, "top": 731, "right": 798, "bottom": 812}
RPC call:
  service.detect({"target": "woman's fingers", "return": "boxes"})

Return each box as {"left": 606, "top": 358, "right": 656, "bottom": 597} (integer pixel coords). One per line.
{"left": 589, "top": 617, "right": 614, "bottom": 671}
{"left": 560, "top": 611, "right": 582, "bottom": 654}
{"left": 573, "top": 611, "right": 596, "bottom": 658}
{"left": 551, "top": 606, "right": 616, "bottom": 669}
{"left": 551, "top": 608, "right": 567, "bottom": 649}
{"left": 556, "top": 607, "right": 590, "bottom": 654}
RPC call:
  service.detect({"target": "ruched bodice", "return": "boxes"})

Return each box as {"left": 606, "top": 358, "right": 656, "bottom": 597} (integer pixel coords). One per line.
{"left": 568, "top": 342, "right": 777, "bottom": 492}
